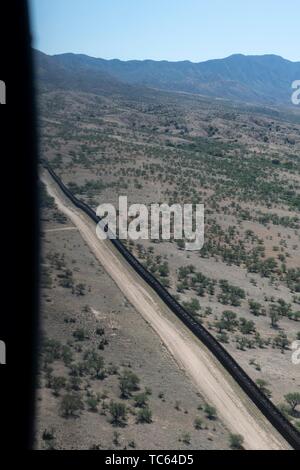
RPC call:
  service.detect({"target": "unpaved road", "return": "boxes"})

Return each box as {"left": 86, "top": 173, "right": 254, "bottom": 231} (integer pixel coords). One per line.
{"left": 42, "top": 171, "right": 291, "bottom": 450}
{"left": 44, "top": 226, "right": 78, "bottom": 233}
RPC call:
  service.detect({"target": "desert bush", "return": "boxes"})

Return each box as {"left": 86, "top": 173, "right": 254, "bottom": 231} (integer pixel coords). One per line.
{"left": 73, "top": 328, "right": 88, "bottom": 341}
{"left": 137, "top": 406, "right": 152, "bottom": 424}
{"left": 204, "top": 403, "right": 217, "bottom": 420}
{"left": 109, "top": 401, "right": 127, "bottom": 427}
{"left": 119, "top": 370, "right": 140, "bottom": 398}
{"left": 180, "top": 433, "right": 191, "bottom": 445}
{"left": 134, "top": 392, "right": 148, "bottom": 408}
{"left": 60, "top": 393, "right": 84, "bottom": 418}
{"left": 256, "top": 379, "right": 272, "bottom": 398}
{"left": 194, "top": 417, "right": 203, "bottom": 430}
{"left": 284, "top": 392, "right": 300, "bottom": 413}
{"left": 83, "top": 349, "right": 105, "bottom": 379}
{"left": 272, "top": 331, "right": 289, "bottom": 353}
{"left": 51, "top": 376, "right": 66, "bottom": 396}
{"left": 229, "top": 433, "right": 244, "bottom": 450}
{"left": 86, "top": 396, "right": 99, "bottom": 412}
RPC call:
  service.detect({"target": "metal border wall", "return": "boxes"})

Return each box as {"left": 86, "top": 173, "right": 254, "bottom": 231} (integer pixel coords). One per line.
{"left": 44, "top": 163, "right": 300, "bottom": 450}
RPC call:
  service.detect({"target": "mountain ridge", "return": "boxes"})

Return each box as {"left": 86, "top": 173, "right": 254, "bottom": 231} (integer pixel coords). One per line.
{"left": 34, "top": 50, "right": 300, "bottom": 106}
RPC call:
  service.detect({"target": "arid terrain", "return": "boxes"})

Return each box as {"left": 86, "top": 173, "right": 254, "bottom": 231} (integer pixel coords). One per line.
{"left": 35, "top": 54, "right": 300, "bottom": 449}
{"left": 37, "top": 181, "right": 232, "bottom": 450}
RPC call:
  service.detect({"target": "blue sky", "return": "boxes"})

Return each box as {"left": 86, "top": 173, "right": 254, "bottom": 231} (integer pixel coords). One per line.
{"left": 30, "top": 0, "right": 300, "bottom": 62}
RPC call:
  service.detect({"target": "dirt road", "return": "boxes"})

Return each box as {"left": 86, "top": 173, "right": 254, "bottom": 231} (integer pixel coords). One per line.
{"left": 42, "top": 171, "right": 291, "bottom": 450}
{"left": 44, "top": 226, "right": 78, "bottom": 233}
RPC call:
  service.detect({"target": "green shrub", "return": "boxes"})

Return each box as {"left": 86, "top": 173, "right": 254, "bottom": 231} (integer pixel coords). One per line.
{"left": 204, "top": 403, "right": 217, "bottom": 420}
{"left": 119, "top": 370, "right": 140, "bottom": 398}
{"left": 109, "top": 401, "right": 127, "bottom": 427}
{"left": 229, "top": 433, "right": 244, "bottom": 450}
{"left": 137, "top": 406, "right": 152, "bottom": 424}
{"left": 60, "top": 393, "right": 84, "bottom": 418}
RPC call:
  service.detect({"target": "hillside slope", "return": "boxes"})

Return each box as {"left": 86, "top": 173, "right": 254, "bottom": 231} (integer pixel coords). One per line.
{"left": 36, "top": 50, "right": 300, "bottom": 106}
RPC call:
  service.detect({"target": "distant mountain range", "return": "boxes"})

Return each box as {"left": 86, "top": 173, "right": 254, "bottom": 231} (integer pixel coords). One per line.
{"left": 34, "top": 50, "right": 300, "bottom": 106}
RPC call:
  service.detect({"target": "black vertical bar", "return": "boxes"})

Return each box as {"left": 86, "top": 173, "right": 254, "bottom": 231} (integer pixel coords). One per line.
{"left": 0, "top": 0, "right": 39, "bottom": 450}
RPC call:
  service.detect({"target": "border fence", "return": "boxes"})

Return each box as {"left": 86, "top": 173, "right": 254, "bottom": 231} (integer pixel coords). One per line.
{"left": 44, "top": 162, "right": 300, "bottom": 450}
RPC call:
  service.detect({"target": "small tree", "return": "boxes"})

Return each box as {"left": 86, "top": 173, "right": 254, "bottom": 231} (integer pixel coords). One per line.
{"left": 277, "top": 299, "right": 291, "bottom": 317}
{"left": 221, "top": 310, "right": 237, "bottom": 331}
{"left": 214, "top": 319, "right": 227, "bottom": 334}
{"left": 182, "top": 298, "right": 201, "bottom": 316}
{"left": 239, "top": 318, "right": 256, "bottom": 335}
{"left": 60, "top": 393, "right": 84, "bottom": 418}
{"left": 84, "top": 349, "right": 105, "bottom": 379}
{"left": 249, "top": 300, "right": 263, "bottom": 316}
